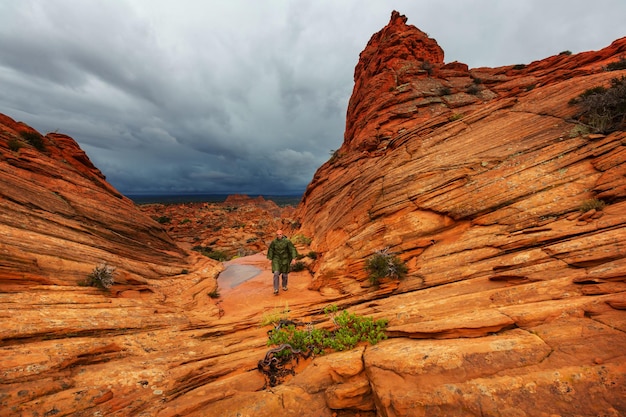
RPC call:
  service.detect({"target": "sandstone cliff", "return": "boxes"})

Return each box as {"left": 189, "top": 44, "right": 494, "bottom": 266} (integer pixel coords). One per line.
{"left": 1, "top": 10, "right": 626, "bottom": 417}
{"left": 289, "top": 10, "right": 626, "bottom": 416}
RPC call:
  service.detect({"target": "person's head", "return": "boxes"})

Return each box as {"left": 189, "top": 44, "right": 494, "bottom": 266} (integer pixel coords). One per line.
{"left": 276, "top": 229, "right": 284, "bottom": 238}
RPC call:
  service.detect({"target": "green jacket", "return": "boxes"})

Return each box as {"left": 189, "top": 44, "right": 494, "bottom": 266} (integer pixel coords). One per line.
{"left": 267, "top": 236, "right": 298, "bottom": 273}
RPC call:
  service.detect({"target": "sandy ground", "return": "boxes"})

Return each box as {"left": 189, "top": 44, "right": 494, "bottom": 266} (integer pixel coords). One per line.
{"left": 216, "top": 253, "right": 327, "bottom": 320}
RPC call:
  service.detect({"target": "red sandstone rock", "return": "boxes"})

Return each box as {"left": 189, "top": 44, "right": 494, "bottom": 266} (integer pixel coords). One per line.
{"left": 1, "top": 9, "right": 626, "bottom": 417}
{"left": 292, "top": 10, "right": 626, "bottom": 416}
{"left": 138, "top": 196, "right": 295, "bottom": 257}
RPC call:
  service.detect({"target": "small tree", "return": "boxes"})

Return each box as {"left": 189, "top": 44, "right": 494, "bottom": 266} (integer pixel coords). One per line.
{"left": 365, "top": 248, "right": 408, "bottom": 285}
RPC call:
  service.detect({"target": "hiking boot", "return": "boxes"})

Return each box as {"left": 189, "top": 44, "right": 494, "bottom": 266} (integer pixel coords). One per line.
{"left": 282, "top": 287, "right": 288, "bottom": 291}
{"left": 274, "top": 289, "right": 279, "bottom": 295}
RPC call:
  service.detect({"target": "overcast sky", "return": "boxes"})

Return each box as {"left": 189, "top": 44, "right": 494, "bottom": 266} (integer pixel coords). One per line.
{"left": 1, "top": 1, "right": 625, "bottom": 196}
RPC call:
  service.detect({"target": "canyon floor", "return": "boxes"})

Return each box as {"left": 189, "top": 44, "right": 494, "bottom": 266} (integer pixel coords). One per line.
{"left": 218, "top": 252, "right": 327, "bottom": 322}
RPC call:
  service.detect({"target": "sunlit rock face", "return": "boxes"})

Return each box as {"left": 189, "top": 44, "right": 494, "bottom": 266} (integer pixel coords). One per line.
{"left": 0, "top": 113, "right": 193, "bottom": 290}
{"left": 289, "top": 9, "right": 626, "bottom": 416}
{"left": 297, "top": 11, "right": 626, "bottom": 295}
{"left": 0, "top": 112, "right": 225, "bottom": 415}
{"left": 1, "top": 9, "right": 626, "bottom": 417}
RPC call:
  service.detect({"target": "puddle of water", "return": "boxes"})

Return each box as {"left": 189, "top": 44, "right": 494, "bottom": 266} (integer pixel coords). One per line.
{"left": 218, "top": 264, "right": 262, "bottom": 288}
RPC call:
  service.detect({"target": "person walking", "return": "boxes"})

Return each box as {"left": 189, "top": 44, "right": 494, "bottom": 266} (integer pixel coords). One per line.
{"left": 267, "top": 229, "right": 298, "bottom": 295}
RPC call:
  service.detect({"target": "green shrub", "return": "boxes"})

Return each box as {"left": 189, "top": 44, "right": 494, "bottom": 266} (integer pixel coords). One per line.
{"left": 577, "top": 86, "right": 607, "bottom": 100}
{"left": 266, "top": 306, "right": 388, "bottom": 356}
{"left": 84, "top": 263, "right": 115, "bottom": 290}
{"left": 512, "top": 64, "right": 526, "bottom": 70}
{"left": 570, "top": 76, "right": 626, "bottom": 133}
{"left": 290, "top": 261, "right": 307, "bottom": 272}
{"left": 559, "top": 50, "right": 572, "bottom": 56}
{"left": 579, "top": 198, "right": 606, "bottom": 212}
{"left": 8, "top": 138, "right": 23, "bottom": 152}
{"left": 208, "top": 288, "right": 220, "bottom": 298}
{"left": 154, "top": 215, "right": 171, "bottom": 224}
{"left": 20, "top": 131, "right": 46, "bottom": 151}
{"left": 291, "top": 234, "right": 312, "bottom": 245}
{"left": 306, "top": 251, "right": 318, "bottom": 260}
{"left": 365, "top": 248, "right": 408, "bottom": 285}
{"left": 192, "top": 245, "right": 229, "bottom": 261}
{"left": 605, "top": 57, "right": 626, "bottom": 71}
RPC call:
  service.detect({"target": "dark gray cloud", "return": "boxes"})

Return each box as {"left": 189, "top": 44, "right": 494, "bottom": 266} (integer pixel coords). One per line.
{"left": 1, "top": 0, "right": 625, "bottom": 196}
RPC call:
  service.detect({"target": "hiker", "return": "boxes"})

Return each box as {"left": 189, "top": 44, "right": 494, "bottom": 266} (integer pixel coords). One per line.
{"left": 267, "top": 229, "right": 298, "bottom": 295}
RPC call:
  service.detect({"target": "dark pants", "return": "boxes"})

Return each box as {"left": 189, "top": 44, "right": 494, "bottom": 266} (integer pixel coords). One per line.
{"left": 273, "top": 271, "right": 288, "bottom": 291}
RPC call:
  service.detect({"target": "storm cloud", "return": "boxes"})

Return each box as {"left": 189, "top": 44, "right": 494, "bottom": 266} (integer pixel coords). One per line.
{"left": 1, "top": 0, "right": 624, "bottom": 195}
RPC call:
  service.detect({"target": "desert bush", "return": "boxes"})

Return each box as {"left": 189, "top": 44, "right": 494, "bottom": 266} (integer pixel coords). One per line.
{"left": 421, "top": 60, "right": 433, "bottom": 75}
{"left": 208, "top": 288, "right": 220, "bottom": 299}
{"left": 291, "top": 234, "right": 312, "bottom": 245}
{"left": 192, "top": 245, "right": 229, "bottom": 261}
{"left": 568, "top": 124, "right": 590, "bottom": 138}
{"left": 154, "top": 215, "right": 171, "bottom": 224}
{"left": 579, "top": 198, "right": 606, "bottom": 212}
{"left": 466, "top": 84, "right": 481, "bottom": 95}
{"left": 8, "top": 138, "right": 23, "bottom": 152}
{"left": 365, "top": 248, "right": 408, "bottom": 285}
{"left": 306, "top": 251, "right": 318, "bottom": 260}
{"left": 439, "top": 86, "right": 452, "bottom": 96}
{"left": 85, "top": 263, "right": 115, "bottom": 290}
{"left": 290, "top": 261, "right": 307, "bottom": 272}
{"left": 266, "top": 305, "right": 388, "bottom": 356}
{"left": 20, "top": 131, "right": 46, "bottom": 151}
{"left": 570, "top": 76, "right": 626, "bottom": 133}
{"left": 606, "top": 57, "right": 626, "bottom": 71}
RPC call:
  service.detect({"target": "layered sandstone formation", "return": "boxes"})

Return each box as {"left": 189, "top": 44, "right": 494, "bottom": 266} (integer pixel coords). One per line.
{"left": 0, "top": 113, "right": 225, "bottom": 415}
{"left": 1, "top": 10, "right": 626, "bottom": 417}
{"left": 290, "top": 10, "right": 626, "bottom": 416}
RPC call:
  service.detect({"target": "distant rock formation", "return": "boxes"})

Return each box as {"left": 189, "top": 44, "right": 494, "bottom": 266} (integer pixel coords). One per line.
{"left": 138, "top": 196, "right": 290, "bottom": 257}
